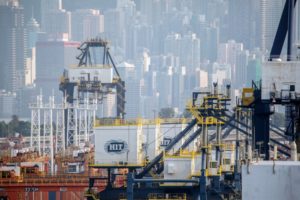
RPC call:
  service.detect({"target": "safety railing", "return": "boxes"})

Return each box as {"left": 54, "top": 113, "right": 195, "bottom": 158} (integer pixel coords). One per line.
{"left": 0, "top": 174, "right": 106, "bottom": 186}
{"left": 95, "top": 118, "right": 190, "bottom": 127}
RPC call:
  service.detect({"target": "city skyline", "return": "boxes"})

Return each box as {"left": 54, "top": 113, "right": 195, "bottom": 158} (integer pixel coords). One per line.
{"left": 0, "top": 0, "right": 299, "bottom": 120}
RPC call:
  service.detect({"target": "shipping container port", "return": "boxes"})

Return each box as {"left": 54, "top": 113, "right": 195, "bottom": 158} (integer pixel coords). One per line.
{"left": 2, "top": 1, "right": 300, "bottom": 199}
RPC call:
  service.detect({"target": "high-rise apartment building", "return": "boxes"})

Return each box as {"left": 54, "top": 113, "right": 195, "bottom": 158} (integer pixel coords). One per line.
{"left": 71, "top": 9, "right": 104, "bottom": 42}
{"left": 235, "top": 50, "right": 250, "bottom": 89}
{"left": 117, "top": 62, "right": 141, "bottom": 119}
{"left": 0, "top": 4, "right": 27, "bottom": 92}
{"left": 41, "top": 0, "right": 71, "bottom": 39}
{"left": 260, "top": 0, "right": 285, "bottom": 53}
{"left": 180, "top": 33, "right": 200, "bottom": 71}
{"left": 104, "top": 9, "right": 125, "bottom": 50}
{"left": 164, "top": 32, "right": 200, "bottom": 71}
{"left": 228, "top": 0, "right": 258, "bottom": 49}
{"left": 35, "top": 41, "right": 80, "bottom": 100}
{"left": 25, "top": 17, "right": 40, "bottom": 86}
{"left": 0, "top": 91, "right": 16, "bottom": 118}
{"left": 218, "top": 40, "right": 243, "bottom": 89}
{"left": 41, "top": 0, "right": 62, "bottom": 28}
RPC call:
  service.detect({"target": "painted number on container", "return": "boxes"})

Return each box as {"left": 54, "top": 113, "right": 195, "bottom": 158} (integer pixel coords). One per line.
{"left": 25, "top": 187, "right": 39, "bottom": 192}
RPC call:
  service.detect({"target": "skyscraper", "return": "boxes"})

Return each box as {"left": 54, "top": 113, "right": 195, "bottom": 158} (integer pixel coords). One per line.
{"left": 104, "top": 9, "right": 125, "bottom": 50}
{"left": 235, "top": 50, "right": 250, "bottom": 89}
{"left": 0, "top": 91, "right": 16, "bottom": 118}
{"left": 218, "top": 40, "right": 243, "bottom": 89}
{"left": 35, "top": 41, "right": 80, "bottom": 100}
{"left": 71, "top": 9, "right": 104, "bottom": 42}
{"left": 25, "top": 16, "right": 40, "bottom": 86}
{"left": 261, "top": 0, "right": 285, "bottom": 53}
{"left": 180, "top": 32, "right": 200, "bottom": 71}
{"left": 164, "top": 32, "right": 200, "bottom": 71}
{"left": 41, "top": 0, "right": 71, "bottom": 39}
{"left": 0, "top": 4, "right": 27, "bottom": 92}
{"left": 26, "top": 17, "right": 40, "bottom": 49}
{"left": 41, "top": 0, "right": 62, "bottom": 29}
{"left": 164, "top": 33, "right": 181, "bottom": 58}
{"left": 117, "top": 62, "right": 141, "bottom": 119}
{"left": 19, "top": 0, "right": 41, "bottom": 25}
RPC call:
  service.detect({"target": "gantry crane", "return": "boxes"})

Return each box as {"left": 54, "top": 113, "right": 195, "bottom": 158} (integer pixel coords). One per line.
{"left": 60, "top": 38, "right": 125, "bottom": 117}
{"left": 59, "top": 38, "right": 126, "bottom": 147}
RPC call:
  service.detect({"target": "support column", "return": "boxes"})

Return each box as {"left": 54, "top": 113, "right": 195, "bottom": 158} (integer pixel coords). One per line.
{"left": 199, "top": 124, "right": 207, "bottom": 200}
{"left": 127, "top": 171, "right": 134, "bottom": 200}
{"left": 67, "top": 105, "right": 78, "bottom": 146}
{"left": 30, "top": 95, "right": 42, "bottom": 154}
{"left": 234, "top": 109, "right": 241, "bottom": 190}
{"left": 296, "top": 105, "right": 300, "bottom": 158}
{"left": 216, "top": 122, "right": 222, "bottom": 168}
{"left": 287, "top": 0, "right": 295, "bottom": 61}
{"left": 253, "top": 101, "right": 271, "bottom": 160}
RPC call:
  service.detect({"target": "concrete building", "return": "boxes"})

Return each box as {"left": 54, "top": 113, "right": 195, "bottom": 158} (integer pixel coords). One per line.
{"left": 218, "top": 40, "right": 243, "bottom": 89}
{"left": 26, "top": 17, "right": 40, "bottom": 50}
{"left": 164, "top": 33, "right": 181, "bottom": 60}
{"left": 227, "top": 0, "right": 259, "bottom": 49}
{"left": 104, "top": 9, "right": 125, "bottom": 50}
{"left": 25, "top": 48, "right": 36, "bottom": 86}
{"left": 235, "top": 50, "right": 250, "bottom": 89}
{"left": 35, "top": 41, "right": 80, "bottom": 100}
{"left": 212, "top": 63, "right": 231, "bottom": 87}
{"left": 0, "top": 91, "right": 16, "bottom": 118}
{"left": 25, "top": 17, "right": 40, "bottom": 86}
{"left": 157, "top": 67, "right": 173, "bottom": 109}
{"left": 125, "top": 79, "right": 141, "bottom": 119}
{"left": 117, "top": 62, "right": 141, "bottom": 119}
{"left": 41, "top": 0, "right": 71, "bottom": 39}
{"left": 40, "top": 0, "right": 62, "bottom": 30}
{"left": 180, "top": 33, "right": 201, "bottom": 72}
{"left": 0, "top": 4, "right": 27, "bottom": 92}
{"left": 42, "top": 9, "right": 71, "bottom": 40}
{"left": 16, "top": 86, "right": 37, "bottom": 118}
{"left": 71, "top": 9, "right": 104, "bottom": 42}
{"left": 260, "top": 0, "right": 285, "bottom": 53}
{"left": 164, "top": 32, "right": 200, "bottom": 72}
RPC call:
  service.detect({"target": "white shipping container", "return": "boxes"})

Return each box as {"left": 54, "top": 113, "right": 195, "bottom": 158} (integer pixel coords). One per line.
{"left": 242, "top": 161, "right": 300, "bottom": 200}
{"left": 93, "top": 123, "right": 195, "bottom": 163}
{"left": 94, "top": 125, "right": 143, "bottom": 165}
{"left": 163, "top": 156, "right": 194, "bottom": 186}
